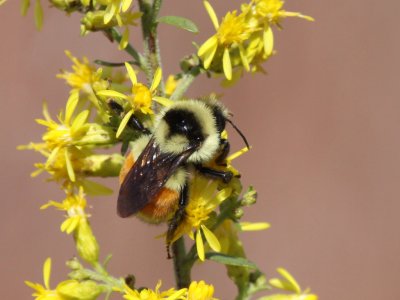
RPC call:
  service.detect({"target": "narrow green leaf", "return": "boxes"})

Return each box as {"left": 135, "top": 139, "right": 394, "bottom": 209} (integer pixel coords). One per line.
{"left": 158, "top": 16, "right": 199, "bottom": 33}
{"left": 205, "top": 252, "right": 257, "bottom": 269}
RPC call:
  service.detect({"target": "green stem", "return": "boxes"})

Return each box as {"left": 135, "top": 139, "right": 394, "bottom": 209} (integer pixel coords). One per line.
{"left": 94, "top": 59, "right": 139, "bottom": 67}
{"left": 138, "top": 0, "right": 164, "bottom": 94}
{"left": 170, "top": 72, "right": 196, "bottom": 100}
{"left": 172, "top": 237, "right": 191, "bottom": 289}
{"left": 106, "top": 28, "right": 145, "bottom": 70}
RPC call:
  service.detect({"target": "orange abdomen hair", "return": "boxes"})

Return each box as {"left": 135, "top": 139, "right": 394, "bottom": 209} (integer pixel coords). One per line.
{"left": 137, "top": 188, "right": 179, "bottom": 223}
{"left": 119, "top": 151, "right": 179, "bottom": 224}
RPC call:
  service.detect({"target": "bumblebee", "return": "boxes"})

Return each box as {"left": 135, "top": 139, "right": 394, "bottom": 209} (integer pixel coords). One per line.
{"left": 116, "top": 99, "right": 248, "bottom": 247}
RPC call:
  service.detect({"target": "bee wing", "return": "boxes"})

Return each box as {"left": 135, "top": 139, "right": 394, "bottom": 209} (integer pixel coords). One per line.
{"left": 117, "top": 138, "right": 198, "bottom": 218}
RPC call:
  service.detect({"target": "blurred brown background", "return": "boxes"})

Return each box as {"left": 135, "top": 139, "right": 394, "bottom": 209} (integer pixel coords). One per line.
{"left": 1, "top": 0, "right": 400, "bottom": 299}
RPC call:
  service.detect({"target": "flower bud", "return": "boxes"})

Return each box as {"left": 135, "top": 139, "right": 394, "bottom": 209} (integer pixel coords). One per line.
{"left": 57, "top": 280, "right": 103, "bottom": 300}
{"left": 74, "top": 219, "right": 99, "bottom": 264}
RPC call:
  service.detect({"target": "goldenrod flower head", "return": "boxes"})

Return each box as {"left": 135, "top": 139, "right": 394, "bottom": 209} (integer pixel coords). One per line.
{"left": 198, "top": 1, "right": 255, "bottom": 80}
{"left": 97, "top": 63, "right": 171, "bottom": 138}
{"left": 187, "top": 281, "right": 217, "bottom": 300}
{"left": 57, "top": 51, "right": 103, "bottom": 94}
{"left": 31, "top": 93, "right": 90, "bottom": 182}
{"left": 171, "top": 176, "right": 232, "bottom": 261}
{"left": 122, "top": 281, "right": 186, "bottom": 300}
{"left": 41, "top": 187, "right": 87, "bottom": 233}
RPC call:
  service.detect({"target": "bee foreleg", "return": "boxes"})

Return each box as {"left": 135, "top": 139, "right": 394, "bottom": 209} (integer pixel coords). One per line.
{"left": 166, "top": 184, "right": 189, "bottom": 259}
{"left": 215, "top": 139, "right": 230, "bottom": 166}
{"left": 195, "top": 165, "right": 233, "bottom": 183}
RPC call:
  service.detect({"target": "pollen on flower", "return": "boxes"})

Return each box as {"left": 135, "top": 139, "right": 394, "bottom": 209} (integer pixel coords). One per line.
{"left": 217, "top": 11, "right": 253, "bottom": 46}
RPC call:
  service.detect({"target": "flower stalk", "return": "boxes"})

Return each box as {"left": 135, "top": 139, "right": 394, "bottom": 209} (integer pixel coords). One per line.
{"left": 18, "top": 0, "right": 317, "bottom": 299}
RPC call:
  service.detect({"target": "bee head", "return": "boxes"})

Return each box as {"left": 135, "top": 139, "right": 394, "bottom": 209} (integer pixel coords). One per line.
{"left": 154, "top": 100, "right": 221, "bottom": 163}
{"left": 164, "top": 109, "right": 204, "bottom": 146}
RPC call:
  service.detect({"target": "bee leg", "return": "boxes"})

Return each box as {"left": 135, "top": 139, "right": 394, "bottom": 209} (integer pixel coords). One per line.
{"left": 107, "top": 100, "right": 150, "bottom": 134}
{"left": 195, "top": 165, "right": 233, "bottom": 183}
{"left": 166, "top": 184, "right": 189, "bottom": 259}
{"left": 215, "top": 139, "right": 230, "bottom": 166}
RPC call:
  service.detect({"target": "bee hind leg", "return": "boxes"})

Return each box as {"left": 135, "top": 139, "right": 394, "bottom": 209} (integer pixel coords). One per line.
{"left": 166, "top": 184, "right": 189, "bottom": 259}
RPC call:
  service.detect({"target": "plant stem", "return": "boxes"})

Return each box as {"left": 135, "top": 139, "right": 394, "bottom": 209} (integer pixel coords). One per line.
{"left": 138, "top": 0, "right": 164, "bottom": 94}
{"left": 170, "top": 72, "right": 196, "bottom": 100}
{"left": 172, "top": 237, "right": 191, "bottom": 289}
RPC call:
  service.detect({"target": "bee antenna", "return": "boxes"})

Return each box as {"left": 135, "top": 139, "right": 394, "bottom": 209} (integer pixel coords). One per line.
{"left": 226, "top": 119, "right": 250, "bottom": 149}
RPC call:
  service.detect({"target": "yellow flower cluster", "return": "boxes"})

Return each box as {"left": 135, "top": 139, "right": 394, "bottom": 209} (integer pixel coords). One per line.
{"left": 19, "top": 91, "right": 115, "bottom": 188}
{"left": 122, "top": 280, "right": 217, "bottom": 300}
{"left": 198, "top": 0, "right": 313, "bottom": 81}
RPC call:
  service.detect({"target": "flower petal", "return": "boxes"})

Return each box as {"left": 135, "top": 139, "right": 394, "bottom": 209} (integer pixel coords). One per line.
{"left": 71, "top": 110, "right": 89, "bottom": 134}
{"left": 121, "top": 0, "right": 132, "bottom": 12}
{"left": 227, "top": 146, "right": 250, "bottom": 162}
{"left": 97, "top": 90, "right": 129, "bottom": 100}
{"left": 203, "top": 0, "right": 219, "bottom": 30}
{"left": 263, "top": 26, "right": 274, "bottom": 57}
{"left": 124, "top": 62, "right": 137, "bottom": 86}
{"left": 150, "top": 67, "right": 162, "bottom": 92}
{"left": 196, "top": 230, "right": 205, "bottom": 261}
{"left": 198, "top": 36, "right": 218, "bottom": 69}
{"left": 222, "top": 48, "right": 232, "bottom": 80}
{"left": 43, "top": 258, "right": 52, "bottom": 289}
{"left": 214, "top": 187, "right": 232, "bottom": 204}
{"left": 239, "top": 222, "right": 271, "bottom": 231}
{"left": 119, "top": 27, "right": 129, "bottom": 50}
{"left": 116, "top": 109, "right": 134, "bottom": 138}
{"left": 238, "top": 44, "right": 250, "bottom": 72}
{"left": 201, "top": 225, "right": 221, "bottom": 252}
{"left": 65, "top": 149, "right": 76, "bottom": 182}
{"left": 153, "top": 96, "right": 173, "bottom": 107}
{"left": 65, "top": 91, "right": 79, "bottom": 125}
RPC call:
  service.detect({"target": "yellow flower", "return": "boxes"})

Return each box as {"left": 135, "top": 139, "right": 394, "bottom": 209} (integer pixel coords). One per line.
{"left": 198, "top": 1, "right": 256, "bottom": 80}
{"left": 22, "top": 92, "right": 89, "bottom": 182}
{"left": 97, "top": 0, "right": 134, "bottom": 25}
{"left": 187, "top": 281, "right": 217, "bottom": 300}
{"left": 57, "top": 51, "right": 104, "bottom": 95}
{"left": 42, "top": 188, "right": 99, "bottom": 263}
{"left": 97, "top": 63, "right": 171, "bottom": 138}
{"left": 19, "top": 92, "right": 116, "bottom": 184}
{"left": 171, "top": 176, "right": 232, "bottom": 261}
{"left": 122, "top": 281, "right": 186, "bottom": 300}
{"left": 41, "top": 187, "right": 87, "bottom": 233}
